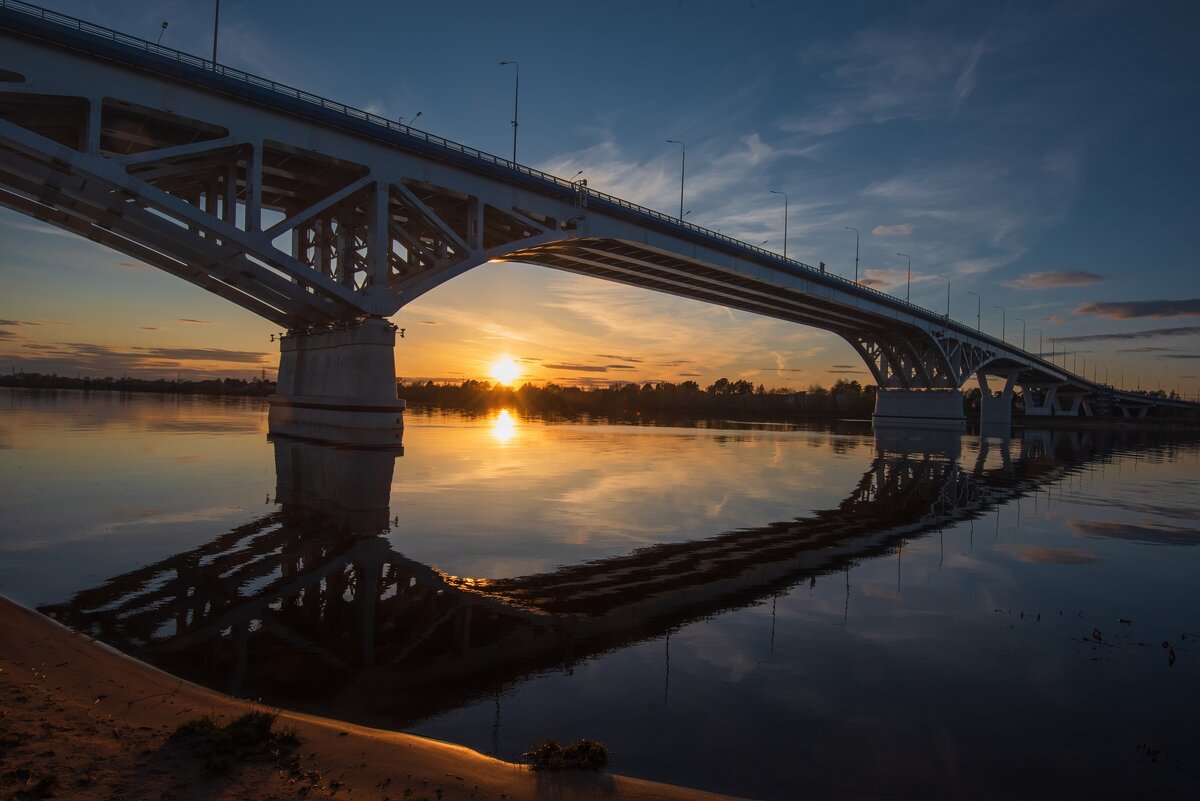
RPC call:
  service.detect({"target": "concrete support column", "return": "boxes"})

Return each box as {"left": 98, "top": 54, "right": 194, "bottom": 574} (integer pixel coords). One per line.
{"left": 977, "top": 372, "right": 1018, "bottom": 428}
{"left": 1022, "top": 384, "right": 1059, "bottom": 416}
{"left": 873, "top": 389, "right": 965, "bottom": 429}
{"left": 269, "top": 317, "right": 405, "bottom": 444}
{"left": 1054, "top": 393, "right": 1083, "bottom": 416}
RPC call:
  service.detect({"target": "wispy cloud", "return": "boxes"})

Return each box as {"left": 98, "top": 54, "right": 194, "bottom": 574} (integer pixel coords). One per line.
{"left": 1005, "top": 270, "right": 1104, "bottom": 289}
{"left": 788, "top": 28, "right": 991, "bottom": 135}
{"left": 859, "top": 268, "right": 907, "bottom": 290}
{"left": 1050, "top": 325, "right": 1200, "bottom": 343}
{"left": 1070, "top": 519, "right": 1199, "bottom": 546}
{"left": 952, "top": 37, "right": 988, "bottom": 107}
{"left": 178, "top": 318, "right": 212, "bottom": 325}
{"left": 1075, "top": 299, "right": 1200, "bottom": 319}
{"left": 544, "top": 363, "right": 609, "bottom": 373}
{"left": 995, "top": 544, "right": 1096, "bottom": 565}
{"left": 872, "top": 224, "right": 913, "bottom": 236}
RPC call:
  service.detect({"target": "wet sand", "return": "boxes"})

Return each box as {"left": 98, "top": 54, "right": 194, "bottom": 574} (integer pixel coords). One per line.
{"left": 0, "top": 596, "right": 742, "bottom": 801}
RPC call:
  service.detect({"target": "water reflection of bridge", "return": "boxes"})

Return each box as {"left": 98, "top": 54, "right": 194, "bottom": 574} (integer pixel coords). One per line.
{"left": 41, "top": 427, "right": 1151, "bottom": 727}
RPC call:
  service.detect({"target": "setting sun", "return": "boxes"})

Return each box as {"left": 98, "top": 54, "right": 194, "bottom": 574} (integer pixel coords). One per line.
{"left": 490, "top": 355, "right": 520, "bottom": 386}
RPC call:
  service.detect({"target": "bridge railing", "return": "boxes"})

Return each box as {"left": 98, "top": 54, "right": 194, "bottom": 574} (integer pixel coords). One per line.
{"left": 2, "top": 0, "right": 1090, "bottom": 380}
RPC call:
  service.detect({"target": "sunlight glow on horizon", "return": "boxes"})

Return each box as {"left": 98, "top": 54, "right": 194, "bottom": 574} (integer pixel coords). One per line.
{"left": 489, "top": 355, "right": 521, "bottom": 386}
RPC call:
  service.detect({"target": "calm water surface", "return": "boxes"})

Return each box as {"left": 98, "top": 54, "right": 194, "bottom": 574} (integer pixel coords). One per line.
{"left": 1, "top": 388, "right": 1198, "bottom": 799}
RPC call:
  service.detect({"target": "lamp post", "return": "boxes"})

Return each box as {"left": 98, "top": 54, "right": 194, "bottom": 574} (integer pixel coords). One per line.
{"left": 993, "top": 305, "right": 1005, "bottom": 342}
{"left": 1032, "top": 327, "right": 1043, "bottom": 358}
{"left": 770, "top": 190, "right": 788, "bottom": 260}
{"left": 499, "top": 60, "right": 519, "bottom": 163}
{"left": 935, "top": 273, "right": 950, "bottom": 317}
{"left": 896, "top": 252, "right": 911, "bottom": 302}
{"left": 844, "top": 226, "right": 859, "bottom": 282}
{"left": 1015, "top": 317, "right": 1026, "bottom": 351}
{"left": 212, "top": 0, "right": 220, "bottom": 66}
{"left": 667, "top": 139, "right": 685, "bottom": 221}
{"left": 157, "top": 21, "right": 168, "bottom": 46}
{"left": 400, "top": 111, "right": 422, "bottom": 129}
{"left": 967, "top": 291, "right": 981, "bottom": 332}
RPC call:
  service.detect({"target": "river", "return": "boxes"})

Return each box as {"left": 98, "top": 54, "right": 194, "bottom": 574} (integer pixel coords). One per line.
{"left": 1, "top": 387, "right": 1197, "bottom": 799}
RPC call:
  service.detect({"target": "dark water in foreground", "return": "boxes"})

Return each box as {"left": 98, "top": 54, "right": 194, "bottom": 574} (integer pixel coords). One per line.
{"left": 1, "top": 388, "right": 1198, "bottom": 799}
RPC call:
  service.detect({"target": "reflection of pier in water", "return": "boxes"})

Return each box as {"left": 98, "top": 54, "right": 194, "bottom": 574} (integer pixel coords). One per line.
{"left": 41, "top": 427, "right": 1155, "bottom": 728}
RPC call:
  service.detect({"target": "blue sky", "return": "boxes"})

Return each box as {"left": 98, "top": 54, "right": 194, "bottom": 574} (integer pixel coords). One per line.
{"left": 2, "top": 0, "right": 1198, "bottom": 394}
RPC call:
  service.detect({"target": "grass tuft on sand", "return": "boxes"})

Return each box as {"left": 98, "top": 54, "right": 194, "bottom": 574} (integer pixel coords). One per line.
{"left": 522, "top": 738, "right": 609, "bottom": 771}
{"left": 170, "top": 710, "right": 300, "bottom": 773}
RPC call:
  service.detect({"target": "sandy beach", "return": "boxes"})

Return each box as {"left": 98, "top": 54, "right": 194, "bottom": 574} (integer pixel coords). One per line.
{"left": 0, "top": 596, "right": 742, "bottom": 801}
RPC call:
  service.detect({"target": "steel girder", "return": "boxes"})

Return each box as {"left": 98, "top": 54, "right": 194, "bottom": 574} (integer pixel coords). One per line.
{"left": 844, "top": 325, "right": 1008, "bottom": 391}
{"left": 0, "top": 111, "right": 560, "bottom": 330}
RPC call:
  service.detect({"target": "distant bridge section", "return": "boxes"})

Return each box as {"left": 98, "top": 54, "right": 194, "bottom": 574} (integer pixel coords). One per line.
{"left": 1, "top": 0, "right": 1194, "bottom": 435}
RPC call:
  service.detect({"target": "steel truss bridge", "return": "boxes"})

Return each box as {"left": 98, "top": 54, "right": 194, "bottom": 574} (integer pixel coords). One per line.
{"left": 1, "top": 0, "right": 1195, "bottom": 432}
{"left": 40, "top": 427, "right": 1142, "bottom": 727}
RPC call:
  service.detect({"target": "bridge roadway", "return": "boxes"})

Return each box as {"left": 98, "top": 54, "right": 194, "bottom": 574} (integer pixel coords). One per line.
{"left": 39, "top": 427, "right": 1137, "bottom": 726}
{"left": 3, "top": 1, "right": 1193, "bottom": 434}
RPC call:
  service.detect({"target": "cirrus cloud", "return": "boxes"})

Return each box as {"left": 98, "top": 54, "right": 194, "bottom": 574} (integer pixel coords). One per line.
{"left": 1005, "top": 271, "right": 1104, "bottom": 289}
{"left": 871, "top": 224, "right": 914, "bottom": 236}
{"left": 1075, "top": 299, "right": 1200, "bottom": 319}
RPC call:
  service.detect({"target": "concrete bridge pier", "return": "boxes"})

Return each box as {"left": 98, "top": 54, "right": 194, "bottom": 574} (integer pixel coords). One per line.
{"left": 873, "top": 389, "right": 965, "bottom": 430}
{"left": 977, "top": 371, "right": 1018, "bottom": 429}
{"left": 269, "top": 318, "right": 405, "bottom": 445}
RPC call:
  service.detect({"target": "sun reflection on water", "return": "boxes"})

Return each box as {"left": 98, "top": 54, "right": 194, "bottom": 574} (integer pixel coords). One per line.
{"left": 491, "top": 409, "right": 517, "bottom": 444}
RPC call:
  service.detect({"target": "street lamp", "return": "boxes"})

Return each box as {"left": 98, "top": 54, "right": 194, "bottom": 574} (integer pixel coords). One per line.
{"left": 770, "top": 190, "right": 788, "bottom": 260}
{"left": 400, "top": 111, "right": 422, "bottom": 129}
{"left": 667, "top": 139, "right": 686, "bottom": 221}
{"left": 896, "top": 252, "right": 911, "bottom": 302}
{"left": 1032, "top": 327, "right": 1043, "bottom": 358}
{"left": 993, "top": 305, "right": 1006, "bottom": 342}
{"left": 967, "top": 291, "right": 981, "bottom": 332}
{"left": 499, "top": 60, "right": 519, "bottom": 163}
{"left": 212, "top": 0, "right": 220, "bottom": 66}
{"left": 157, "top": 21, "right": 168, "bottom": 46}
{"left": 1015, "top": 317, "right": 1026, "bottom": 351}
{"left": 844, "top": 227, "right": 859, "bottom": 282}
{"left": 935, "top": 273, "right": 950, "bottom": 317}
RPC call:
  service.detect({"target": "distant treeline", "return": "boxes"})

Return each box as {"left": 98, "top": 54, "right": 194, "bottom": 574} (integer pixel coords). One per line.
{"left": 1, "top": 371, "right": 882, "bottom": 416}
{"left": 399, "top": 378, "right": 879, "bottom": 419}
{"left": 0, "top": 372, "right": 276, "bottom": 396}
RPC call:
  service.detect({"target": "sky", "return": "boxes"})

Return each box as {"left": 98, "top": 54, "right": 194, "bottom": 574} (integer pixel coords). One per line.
{"left": 2, "top": 0, "right": 1198, "bottom": 395}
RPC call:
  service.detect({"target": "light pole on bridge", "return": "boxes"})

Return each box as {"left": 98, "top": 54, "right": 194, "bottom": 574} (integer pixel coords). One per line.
{"left": 896, "top": 252, "right": 911, "bottom": 303}
{"left": 1032, "top": 328, "right": 1044, "bottom": 359}
{"left": 770, "top": 190, "right": 788, "bottom": 260}
{"left": 500, "top": 60, "right": 519, "bottom": 163}
{"left": 667, "top": 139, "right": 686, "bottom": 221}
{"left": 935, "top": 273, "right": 950, "bottom": 317}
{"left": 993, "top": 305, "right": 1006, "bottom": 342}
{"left": 212, "top": 0, "right": 219, "bottom": 66}
{"left": 967, "top": 291, "right": 981, "bottom": 332}
{"left": 844, "top": 227, "right": 859, "bottom": 283}
{"left": 1015, "top": 317, "right": 1026, "bottom": 351}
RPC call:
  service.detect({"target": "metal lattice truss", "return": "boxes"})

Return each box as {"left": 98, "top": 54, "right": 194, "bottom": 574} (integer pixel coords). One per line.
{"left": 0, "top": 96, "right": 558, "bottom": 329}
{"left": 845, "top": 329, "right": 998, "bottom": 390}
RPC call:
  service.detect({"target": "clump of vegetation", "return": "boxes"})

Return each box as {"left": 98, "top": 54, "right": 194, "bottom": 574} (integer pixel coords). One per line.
{"left": 170, "top": 711, "right": 300, "bottom": 774}
{"left": 522, "top": 738, "right": 609, "bottom": 771}
{"left": 3, "top": 767, "right": 58, "bottom": 799}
